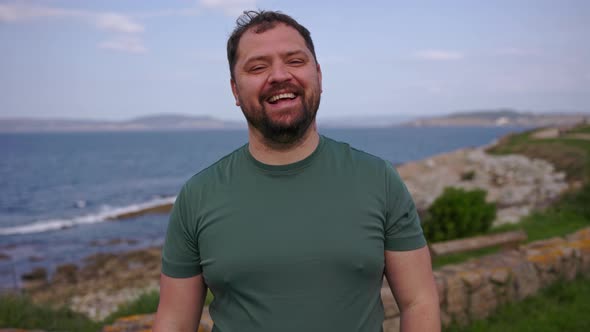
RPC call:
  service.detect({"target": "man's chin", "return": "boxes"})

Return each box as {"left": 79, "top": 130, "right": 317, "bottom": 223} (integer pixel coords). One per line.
{"left": 257, "top": 115, "right": 315, "bottom": 146}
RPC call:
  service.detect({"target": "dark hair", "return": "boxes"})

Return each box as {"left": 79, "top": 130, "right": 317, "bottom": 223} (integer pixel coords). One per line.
{"left": 227, "top": 10, "right": 317, "bottom": 79}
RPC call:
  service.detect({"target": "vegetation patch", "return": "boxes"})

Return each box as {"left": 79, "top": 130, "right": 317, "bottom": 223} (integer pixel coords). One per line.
{"left": 422, "top": 187, "right": 496, "bottom": 242}
{"left": 0, "top": 294, "right": 100, "bottom": 332}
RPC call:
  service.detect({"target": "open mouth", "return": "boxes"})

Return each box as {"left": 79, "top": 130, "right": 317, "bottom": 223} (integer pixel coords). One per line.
{"left": 266, "top": 92, "right": 297, "bottom": 104}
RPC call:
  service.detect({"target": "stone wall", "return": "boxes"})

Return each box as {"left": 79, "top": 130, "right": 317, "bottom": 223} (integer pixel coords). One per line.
{"left": 381, "top": 227, "right": 590, "bottom": 331}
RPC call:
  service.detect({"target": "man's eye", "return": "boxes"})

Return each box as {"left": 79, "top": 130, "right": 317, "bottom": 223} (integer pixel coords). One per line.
{"left": 288, "top": 59, "right": 304, "bottom": 65}
{"left": 249, "top": 65, "right": 266, "bottom": 72}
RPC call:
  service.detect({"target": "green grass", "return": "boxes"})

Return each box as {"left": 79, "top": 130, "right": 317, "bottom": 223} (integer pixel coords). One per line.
{"left": 102, "top": 291, "right": 160, "bottom": 324}
{"left": 569, "top": 123, "right": 590, "bottom": 135}
{"left": 0, "top": 293, "right": 100, "bottom": 332}
{"left": 1, "top": 288, "right": 216, "bottom": 331}
{"left": 432, "top": 246, "right": 503, "bottom": 269}
{"left": 494, "top": 184, "right": 590, "bottom": 242}
{"left": 487, "top": 125, "right": 590, "bottom": 182}
{"left": 444, "top": 276, "right": 590, "bottom": 332}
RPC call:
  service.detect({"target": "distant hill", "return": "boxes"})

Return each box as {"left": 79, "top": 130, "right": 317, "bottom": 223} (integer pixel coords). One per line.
{"left": 405, "top": 109, "right": 589, "bottom": 127}
{"left": 0, "top": 114, "right": 245, "bottom": 133}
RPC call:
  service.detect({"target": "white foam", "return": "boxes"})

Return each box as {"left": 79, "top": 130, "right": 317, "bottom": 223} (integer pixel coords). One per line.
{"left": 0, "top": 196, "right": 176, "bottom": 236}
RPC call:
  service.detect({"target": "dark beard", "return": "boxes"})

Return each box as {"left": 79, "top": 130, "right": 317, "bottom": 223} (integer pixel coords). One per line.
{"left": 241, "top": 84, "right": 320, "bottom": 146}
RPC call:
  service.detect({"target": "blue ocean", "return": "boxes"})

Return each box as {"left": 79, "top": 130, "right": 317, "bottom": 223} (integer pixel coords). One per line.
{"left": 0, "top": 126, "right": 522, "bottom": 287}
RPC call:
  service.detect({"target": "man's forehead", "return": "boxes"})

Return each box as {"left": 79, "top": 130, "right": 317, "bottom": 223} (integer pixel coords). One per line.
{"left": 236, "top": 23, "right": 308, "bottom": 60}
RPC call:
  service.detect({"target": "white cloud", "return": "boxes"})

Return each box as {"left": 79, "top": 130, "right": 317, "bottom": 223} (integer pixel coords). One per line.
{"left": 95, "top": 13, "right": 144, "bottom": 34}
{"left": 413, "top": 50, "right": 464, "bottom": 61}
{"left": 99, "top": 36, "right": 146, "bottom": 54}
{"left": 0, "top": 2, "right": 147, "bottom": 54}
{"left": 0, "top": 3, "right": 85, "bottom": 22}
{"left": 199, "top": 0, "right": 257, "bottom": 17}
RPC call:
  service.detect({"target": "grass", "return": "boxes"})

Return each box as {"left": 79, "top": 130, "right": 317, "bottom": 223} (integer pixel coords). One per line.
{"left": 0, "top": 288, "right": 216, "bottom": 331}
{"left": 444, "top": 276, "right": 590, "bottom": 332}
{"left": 487, "top": 126, "right": 590, "bottom": 183}
{"left": 0, "top": 293, "right": 101, "bottom": 332}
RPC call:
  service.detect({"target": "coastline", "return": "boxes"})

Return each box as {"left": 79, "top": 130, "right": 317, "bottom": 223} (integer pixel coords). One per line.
{"left": 7, "top": 126, "right": 573, "bottom": 321}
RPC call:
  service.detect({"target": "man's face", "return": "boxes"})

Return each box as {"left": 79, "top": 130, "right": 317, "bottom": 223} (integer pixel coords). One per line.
{"left": 231, "top": 23, "right": 322, "bottom": 145}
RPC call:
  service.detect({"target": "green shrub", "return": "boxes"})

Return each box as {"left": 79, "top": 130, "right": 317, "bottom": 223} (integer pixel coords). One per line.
{"left": 422, "top": 187, "right": 496, "bottom": 242}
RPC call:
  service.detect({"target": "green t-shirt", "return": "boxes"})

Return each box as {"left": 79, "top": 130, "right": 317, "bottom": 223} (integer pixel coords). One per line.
{"left": 162, "top": 135, "right": 426, "bottom": 332}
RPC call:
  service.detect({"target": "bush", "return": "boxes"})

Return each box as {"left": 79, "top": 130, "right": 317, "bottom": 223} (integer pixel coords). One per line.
{"left": 422, "top": 187, "right": 496, "bottom": 242}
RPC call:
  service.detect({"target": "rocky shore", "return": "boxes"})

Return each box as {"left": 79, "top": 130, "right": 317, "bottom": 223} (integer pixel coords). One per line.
{"left": 13, "top": 129, "right": 573, "bottom": 324}
{"left": 398, "top": 146, "right": 569, "bottom": 226}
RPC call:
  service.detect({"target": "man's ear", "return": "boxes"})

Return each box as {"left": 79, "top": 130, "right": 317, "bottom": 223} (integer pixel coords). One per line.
{"left": 316, "top": 63, "right": 323, "bottom": 93}
{"left": 230, "top": 78, "right": 241, "bottom": 106}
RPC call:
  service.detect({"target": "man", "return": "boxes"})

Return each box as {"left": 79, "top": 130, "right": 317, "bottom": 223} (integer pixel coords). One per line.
{"left": 154, "top": 10, "right": 440, "bottom": 332}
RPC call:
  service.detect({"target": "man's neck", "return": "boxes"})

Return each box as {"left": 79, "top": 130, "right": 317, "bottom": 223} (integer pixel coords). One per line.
{"left": 247, "top": 124, "right": 320, "bottom": 166}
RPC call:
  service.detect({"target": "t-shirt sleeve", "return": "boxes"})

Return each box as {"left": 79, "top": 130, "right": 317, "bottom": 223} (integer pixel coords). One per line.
{"left": 161, "top": 183, "right": 202, "bottom": 278}
{"left": 384, "top": 162, "right": 427, "bottom": 251}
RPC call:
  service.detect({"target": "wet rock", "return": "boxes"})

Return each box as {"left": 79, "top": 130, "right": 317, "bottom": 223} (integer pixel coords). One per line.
{"left": 52, "top": 263, "right": 79, "bottom": 284}
{"left": 21, "top": 267, "right": 48, "bottom": 291}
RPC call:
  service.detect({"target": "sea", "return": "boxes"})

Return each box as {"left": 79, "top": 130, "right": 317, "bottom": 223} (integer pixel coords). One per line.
{"left": 0, "top": 126, "right": 524, "bottom": 288}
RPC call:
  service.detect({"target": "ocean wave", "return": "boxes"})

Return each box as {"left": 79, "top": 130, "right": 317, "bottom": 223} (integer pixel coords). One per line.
{"left": 0, "top": 196, "right": 176, "bottom": 236}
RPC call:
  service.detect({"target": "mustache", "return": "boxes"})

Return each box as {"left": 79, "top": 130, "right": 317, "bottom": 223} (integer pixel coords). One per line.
{"left": 259, "top": 82, "right": 304, "bottom": 102}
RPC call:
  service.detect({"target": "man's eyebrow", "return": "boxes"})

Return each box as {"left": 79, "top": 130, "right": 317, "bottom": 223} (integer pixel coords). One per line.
{"left": 284, "top": 50, "right": 308, "bottom": 58}
{"left": 242, "top": 50, "right": 309, "bottom": 65}
{"left": 243, "top": 55, "right": 271, "bottom": 65}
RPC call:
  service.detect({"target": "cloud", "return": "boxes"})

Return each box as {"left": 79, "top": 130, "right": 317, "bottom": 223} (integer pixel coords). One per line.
{"left": 199, "top": 0, "right": 257, "bottom": 17}
{"left": 0, "top": 2, "right": 146, "bottom": 54}
{"left": 95, "top": 13, "right": 144, "bottom": 34}
{"left": 99, "top": 36, "right": 146, "bottom": 54}
{"left": 0, "top": 3, "right": 85, "bottom": 22}
{"left": 413, "top": 50, "right": 464, "bottom": 61}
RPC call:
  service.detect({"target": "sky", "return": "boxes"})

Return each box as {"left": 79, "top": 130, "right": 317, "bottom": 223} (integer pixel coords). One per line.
{"left": 1, "top": 0, "right": 589, "bottom": 121}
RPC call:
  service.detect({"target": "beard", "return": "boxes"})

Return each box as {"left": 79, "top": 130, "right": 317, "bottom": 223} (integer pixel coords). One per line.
{"left": 240, "top": 82, "right": 321, "bottom": 146}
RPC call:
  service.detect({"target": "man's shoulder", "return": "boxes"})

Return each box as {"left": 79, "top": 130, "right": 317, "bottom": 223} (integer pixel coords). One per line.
{"left": 322, "top": 135, "right": 391, "bottom": 169}
{"left": 183, "top": 144, "right": 248, "bottom": 190}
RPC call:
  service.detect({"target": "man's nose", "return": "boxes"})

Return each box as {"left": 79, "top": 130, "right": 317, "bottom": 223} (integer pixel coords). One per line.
{"left": 268, "top": 63, "right": 292, "bottom": 84}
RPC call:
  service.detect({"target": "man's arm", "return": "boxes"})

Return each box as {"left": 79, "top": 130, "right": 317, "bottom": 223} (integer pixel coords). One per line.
{"left": 153, "top": 273, "right": 207, "bottom": 332}
{"left": 385, "top": 246, "right": 440, "bottom": 332}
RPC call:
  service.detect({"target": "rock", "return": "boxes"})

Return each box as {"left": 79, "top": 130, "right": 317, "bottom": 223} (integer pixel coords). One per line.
{"left": 21, "top": 267, "right": 48, "bottom": 290}
{"left": 489, "top": 268, "right": 510, "bottom": 284}
{"left": 511, "top": 261, "right": 541, "bottom": 300}
{"left": 460, "top": 271, "right": 483, "bottom": 290}
{"left": 381, "top": 286, "right": 399, "bottom": 318}
{"left": 102, "top": 309, "right": 213, "bottom": 332}
{"left": 382, "top": 316, "right": 400, "bottom": 332}
{"left": 444, "top": 275, "right": 468, "bottom": 324}
{"left": 469, "top": 283, "right": 497, "bottom": 319}
{"left": 0, "top": 252, "right": 9, "bottom": 261}
{"left": 397, "top": 145, "right": 568, "bottom": 228}
{"left": 52, "top": 263, "right": 79, "bottom": 284}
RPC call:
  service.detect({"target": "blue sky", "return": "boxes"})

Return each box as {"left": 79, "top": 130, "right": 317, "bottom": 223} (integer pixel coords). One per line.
{"left": 1, "top": 0, "right": 589, "bottom": 121}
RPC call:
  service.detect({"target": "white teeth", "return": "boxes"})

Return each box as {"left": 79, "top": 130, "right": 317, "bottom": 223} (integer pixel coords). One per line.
{"left": 268, "top": 93, "right": 296, "bottom": 103}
